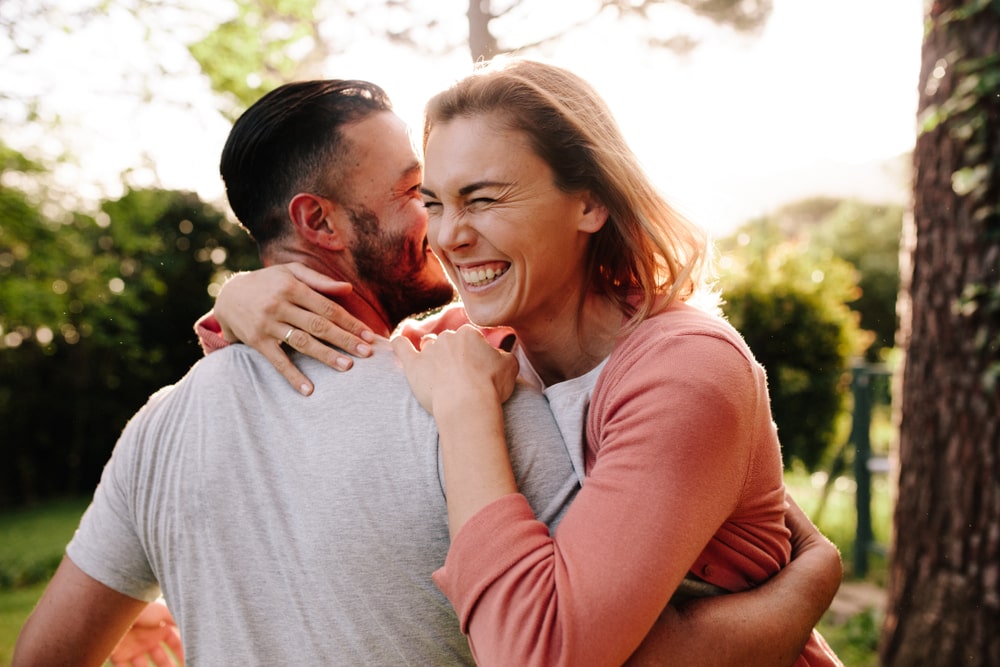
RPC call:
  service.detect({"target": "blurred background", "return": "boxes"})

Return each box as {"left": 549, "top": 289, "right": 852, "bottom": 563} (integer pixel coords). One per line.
{"left": 1, "top": 1, "right": 925, "bottom": 664}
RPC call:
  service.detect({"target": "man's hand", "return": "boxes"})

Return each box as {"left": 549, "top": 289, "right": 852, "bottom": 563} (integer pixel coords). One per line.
{"left": 109, "top": 600, "right": 184, "bottom": 667}
{"left": 624, "top": 493, "right": 843, "bottom": 666}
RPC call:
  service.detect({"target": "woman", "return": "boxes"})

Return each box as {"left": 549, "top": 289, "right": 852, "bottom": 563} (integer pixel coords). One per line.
{"left": 202, "top": 58, "right": 841, "bottom": 666}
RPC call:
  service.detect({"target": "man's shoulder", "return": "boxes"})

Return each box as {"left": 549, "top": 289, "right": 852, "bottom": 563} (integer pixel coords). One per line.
{"left": 194, "top": 339, "right": 405, "bottom": 386}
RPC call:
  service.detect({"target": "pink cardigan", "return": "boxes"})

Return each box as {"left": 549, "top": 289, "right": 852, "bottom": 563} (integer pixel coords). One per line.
{"left": 432, "top": 302, "right": 840, "bottom": 666}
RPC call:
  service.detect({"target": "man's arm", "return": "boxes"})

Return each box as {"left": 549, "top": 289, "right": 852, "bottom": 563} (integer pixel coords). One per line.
{"left": 13, "top": 556, "right": 150, "bottom": 667}
{"left": 625, "top": 496, "right": 843, "bottom": 666}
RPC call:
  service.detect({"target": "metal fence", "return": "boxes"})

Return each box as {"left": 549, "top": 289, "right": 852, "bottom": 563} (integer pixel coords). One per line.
{"left": 849, "top": 363, "right": 892, "bottom": 578}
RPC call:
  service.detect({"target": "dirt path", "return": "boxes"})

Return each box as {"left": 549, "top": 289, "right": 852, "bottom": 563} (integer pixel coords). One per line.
{"left": 827, "top": 580, "right": 887, "bottom": 623}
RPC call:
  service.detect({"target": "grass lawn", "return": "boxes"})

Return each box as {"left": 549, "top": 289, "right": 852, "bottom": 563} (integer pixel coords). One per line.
{"left": 818, "top": 607, "right": 882, "bottom": 667}
{"left": 0, "top": 582, "right": 49, "bottom": 666}
{"left": 0, "top": 472, "right": 890, "bottom": 664}
{"left": 785, "top": 466, "right": 892, "bottom": 584}
{"left": 0, "top": 497, "right": 90, "bottom": 588}
{"left": 0, "top": 497, "right": 90, "bottom": 665}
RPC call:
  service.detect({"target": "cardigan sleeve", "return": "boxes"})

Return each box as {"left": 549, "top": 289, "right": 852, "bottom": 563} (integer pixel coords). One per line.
{"left": 434, "top": 325, "right": 774, "bottom": 667}
{"left": 194, "top": 311, "right": 230, "bottom": 355}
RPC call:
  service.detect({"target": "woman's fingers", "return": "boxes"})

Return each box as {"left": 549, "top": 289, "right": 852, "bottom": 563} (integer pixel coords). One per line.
{"left": 287, "top": 285, "right": 374, "bottom": 358}
{"left": 391, "top": 335, "right": 434, "bottom": 412}
{"left": 260, "top": 338, "right": 317, "bottom": 397}
{"left": 214, "top": 263, "right": 384, "bottom": 395}
{"left": 390, "top": 326, "right": 520, "bottom": 411}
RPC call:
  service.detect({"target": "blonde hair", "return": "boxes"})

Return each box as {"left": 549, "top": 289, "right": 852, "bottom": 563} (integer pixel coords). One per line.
{"left": 423, "top": 57, "right": 719, "bottom": 331}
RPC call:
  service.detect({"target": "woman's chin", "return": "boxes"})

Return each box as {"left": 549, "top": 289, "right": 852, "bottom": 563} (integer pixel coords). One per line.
{"left": 460, "top": 301, "right": 507, "bottom": 329}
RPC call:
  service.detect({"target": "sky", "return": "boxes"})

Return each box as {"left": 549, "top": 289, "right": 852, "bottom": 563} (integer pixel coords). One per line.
{"left": 4, "top": 0, "right": 924, "bottom": 237}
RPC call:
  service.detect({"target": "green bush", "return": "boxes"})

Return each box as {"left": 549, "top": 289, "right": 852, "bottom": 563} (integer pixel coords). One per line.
{"left": 716, "top": 197, "right": 903, "bottom": 468}
{"left": 720, "top": 233, "right": 867, "bottom": 470}
{"left": 811, "top": 201, "right": 903, "bottom": 361}
{"left": 1, "top": 165, "right": 260, "bottom": 508}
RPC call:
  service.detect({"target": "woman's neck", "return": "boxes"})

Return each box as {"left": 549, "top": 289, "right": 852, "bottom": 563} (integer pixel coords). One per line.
{"left": 515, "top": 293, "right": 622, "bottom": 386}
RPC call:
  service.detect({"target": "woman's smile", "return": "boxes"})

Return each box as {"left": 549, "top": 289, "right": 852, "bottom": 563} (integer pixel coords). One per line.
{"left": 457, "top": 262, "right": 510, "bottom": 289}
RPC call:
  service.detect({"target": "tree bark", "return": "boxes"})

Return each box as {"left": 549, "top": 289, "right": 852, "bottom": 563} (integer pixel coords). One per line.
{"left": 883, "top": 2, "right": 1000, "bottom": 665}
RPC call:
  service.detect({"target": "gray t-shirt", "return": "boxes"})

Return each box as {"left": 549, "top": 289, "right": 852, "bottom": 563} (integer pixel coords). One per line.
{"left": 68, "top": 338, "right": 579, "bottom": 665}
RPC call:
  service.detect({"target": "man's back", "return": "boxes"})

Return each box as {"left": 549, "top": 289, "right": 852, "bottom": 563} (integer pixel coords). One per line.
{"left": 67, "top": 339, "right": 579, "bottom": 664}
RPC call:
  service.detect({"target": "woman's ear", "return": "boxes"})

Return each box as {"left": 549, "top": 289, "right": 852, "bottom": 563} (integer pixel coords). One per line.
{"left": 288, "top": 193, "right": 347, "bottom": 251}
{"left": 577, "top": 193, "right": 609, "bottom": 234}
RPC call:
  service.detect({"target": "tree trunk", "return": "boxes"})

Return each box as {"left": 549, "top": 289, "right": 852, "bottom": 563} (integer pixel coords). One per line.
{"left": 466, "top": 0, "right": 499, "bottom": 62}
{"left": 882, "top": 2, "right": 1000, "bottom": 666}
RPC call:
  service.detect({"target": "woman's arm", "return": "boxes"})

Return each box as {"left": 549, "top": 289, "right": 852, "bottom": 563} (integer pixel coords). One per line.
{"left": 201, "top": 264, "right": 375, "bottom": 394}
{"left": 392, "top": 327, "right": 520, "bottom": 536}
{"left": 395, "top": 329, "right": 778, "bottom": 666}
{"left": 198, "top": 263, "right": 516, "bottom": 396}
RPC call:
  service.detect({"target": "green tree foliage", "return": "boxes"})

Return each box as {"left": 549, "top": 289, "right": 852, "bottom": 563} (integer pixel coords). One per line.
{"left": 718, "top": 218, "right": 869, "bottom": 471}
{"left": 811, "top": 201, "right": 904, "bottom": 360}
{"left": 189, "top": 0, "right": 323, "bottom": 114}
{"left": 185, "top": 0, "right": 772, "bottom": 116}
{"left": 1, "top": 148, "right": 258, "bottom": 507}
{"left": 726, "top": 196, "right": 904, "bottom": 361}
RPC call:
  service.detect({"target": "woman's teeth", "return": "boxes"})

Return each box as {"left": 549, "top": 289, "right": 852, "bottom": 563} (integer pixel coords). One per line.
{"left": 461, "top": 264, "right": 508, "bottom": 287}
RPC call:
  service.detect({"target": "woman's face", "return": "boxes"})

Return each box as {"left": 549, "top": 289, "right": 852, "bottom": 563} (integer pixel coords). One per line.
{"left": 421, "top": 114, "right": 606, "bottom": 332}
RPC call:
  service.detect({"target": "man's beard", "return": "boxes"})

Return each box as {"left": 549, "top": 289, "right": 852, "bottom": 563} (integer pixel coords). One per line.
{"left": 348, "top": 206, "right": 455, "bottom": 328}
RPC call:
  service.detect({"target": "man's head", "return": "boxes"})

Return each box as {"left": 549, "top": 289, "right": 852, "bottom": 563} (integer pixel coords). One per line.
{"left": 221, "top": 79, "right": 389, "bottom": 246}
{"left": 220, "top": 79, "right": 454, "bottom": 330}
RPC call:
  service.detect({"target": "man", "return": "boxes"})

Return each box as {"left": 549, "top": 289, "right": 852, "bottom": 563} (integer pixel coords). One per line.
{"left": 14, "top": 79, "right": 840, "bottom": 666}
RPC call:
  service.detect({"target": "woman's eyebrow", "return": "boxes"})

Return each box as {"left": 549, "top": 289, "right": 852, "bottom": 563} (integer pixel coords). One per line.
{"left": 458, "top": 180, "right": 509, "bottom": 196}
{"left": 421, "top": 180, "right": 511, "bottom": 199}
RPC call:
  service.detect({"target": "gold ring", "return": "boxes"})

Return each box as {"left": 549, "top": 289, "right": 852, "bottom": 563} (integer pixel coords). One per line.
{"left": 283, "top": 327, "right": 295, "bottom": 344}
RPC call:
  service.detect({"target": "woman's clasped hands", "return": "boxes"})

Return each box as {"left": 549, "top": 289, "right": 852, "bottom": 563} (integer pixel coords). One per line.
{"left": 391, "top": 324, "right": 519, "bottom": 416}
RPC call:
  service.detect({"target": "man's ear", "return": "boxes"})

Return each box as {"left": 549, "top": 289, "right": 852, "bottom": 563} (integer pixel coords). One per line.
{"left": 577, "top": 192, "right": 609, "bottom": 234}
{"left": 288, "top": 193, "right": 347, "bottom": 251}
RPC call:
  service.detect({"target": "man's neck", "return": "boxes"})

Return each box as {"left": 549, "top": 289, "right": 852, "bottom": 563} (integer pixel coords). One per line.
{"left": 263, "top": 248, "right": 394, "bottom": 338}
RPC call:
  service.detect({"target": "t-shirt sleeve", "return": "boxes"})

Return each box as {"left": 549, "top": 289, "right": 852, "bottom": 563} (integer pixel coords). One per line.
{"left": 500, "top": 382, "right": 580, "bottom": 532}
{"left": 66, "top": 396, "right": 166, "bottom": 602}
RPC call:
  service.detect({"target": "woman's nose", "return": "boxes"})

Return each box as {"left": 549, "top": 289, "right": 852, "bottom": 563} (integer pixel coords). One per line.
{"left": 430, "top": 207, "right": 475, "bottom": 253}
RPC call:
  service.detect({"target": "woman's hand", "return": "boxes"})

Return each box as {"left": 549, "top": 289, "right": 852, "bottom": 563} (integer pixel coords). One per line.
{"left": 109, "top": 600, "right": 184, "bottom": 666}
{"left": 392, "top": 325, "right": 520, "bottom": 536}
{"left": 216, "top": 263, "right": 376, "bottom": 394}
{"left": 391, "top": 325, "right": 518, "bottom": 415}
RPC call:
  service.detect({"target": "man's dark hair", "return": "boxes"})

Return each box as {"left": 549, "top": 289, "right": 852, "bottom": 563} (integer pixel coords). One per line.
{"left": 220, "top": 79, "right": 393, "bottom": 247}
